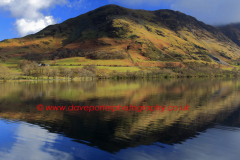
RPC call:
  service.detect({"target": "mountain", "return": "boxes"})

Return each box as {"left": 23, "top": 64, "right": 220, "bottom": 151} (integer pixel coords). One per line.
{"left": 1, "top": 4, "right": 240, "bottom": 66}
{"left": 218, "top": 23, "right": 240, "bottom": 47}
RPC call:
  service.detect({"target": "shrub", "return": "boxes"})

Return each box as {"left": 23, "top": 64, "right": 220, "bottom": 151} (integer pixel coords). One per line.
{"left": 85, "top": 50, "right": 126, "bottom": 60}
{"left": 83, "top": 64, "right": 97, "bottom": 75}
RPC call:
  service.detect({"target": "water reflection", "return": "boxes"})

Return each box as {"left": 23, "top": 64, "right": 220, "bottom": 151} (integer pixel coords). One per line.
{"left": 0, "top": 78, "right": 240, "bottom": 159}
{"left": 0, "top": 121, "right": 71, "bottom": 160}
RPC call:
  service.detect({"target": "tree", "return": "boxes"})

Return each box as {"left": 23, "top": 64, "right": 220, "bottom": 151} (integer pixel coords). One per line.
{"left": 23, "top": 64, "right": 33, "bottom": 79}
{"left": 51, "top": 68, "right": 59, "bottom": 79}
{"left": 33, "top": 68, "right": 41, "bottom": 80}
{"left": 69, "top": 70, "right": 75, "bottom": 81}
{"left": 45, "top": 66, "right": 52, "bottom": 80}
{"left": 0, "top": 56, "right": 8, "bottom": 63}
{"left": 232, "top": 67, "right": 238, "bottom": 75}
{"left": 18, "top": 60, "right": 28, "bottom": 69}
{"left": 83, "top": 64, "right": 96, "bottom": 75}
{"left": 58, "top": 66, "right": 64, "bottom": 77}
{"left": 63, "top": 67, "right": 71, "bottom": 79}
{"left": 32, "top": 61, "right": 38, "bottom": 70}
{"left": 77, "top": 68, "right": 93, "bottom": 80}
{"left": 0, "top": 65, "right": 12, "bottom": 81}
{"left": 72, "top": 68, "right": 81, "bottom": 75}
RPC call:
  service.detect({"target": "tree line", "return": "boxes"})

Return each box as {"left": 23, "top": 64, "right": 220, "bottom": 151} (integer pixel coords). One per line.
{"left": 18, "top": 60, "right": 96, "bottom": 80}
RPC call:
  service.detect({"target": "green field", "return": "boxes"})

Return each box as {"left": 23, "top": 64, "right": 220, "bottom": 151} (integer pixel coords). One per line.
{"left": 44, "top": 57, "right": 134, "bottom": 66}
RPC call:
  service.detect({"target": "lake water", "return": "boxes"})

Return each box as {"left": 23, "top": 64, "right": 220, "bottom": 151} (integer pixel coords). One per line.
{"left": 0, "top": 78, "right": 240, "bottom": 160}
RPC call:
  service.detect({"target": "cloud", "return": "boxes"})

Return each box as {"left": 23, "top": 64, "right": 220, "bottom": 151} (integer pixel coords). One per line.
{"left": 0, "top": 0, "right": 67, "bottom": 37}
{"left": 67, "top": 0, "right": 85, "bottom": 8}
{"left": 109, "top": 0, "right": 172, "bottom": 6}
{"left": 171, "top": 0, "right": 240, "bottom": 25}
{"left": 0, "top": 122, "right": 74, "bottom": 160}
{"left": 15, "top": 16, "right": 56, "bottom": 36}
{"left": 109, "top": 0, "right": 240, "bottom": 25}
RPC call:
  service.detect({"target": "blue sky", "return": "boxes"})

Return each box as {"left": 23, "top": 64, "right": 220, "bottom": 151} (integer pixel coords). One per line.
{"left": 0, "top": 0, "right": 239, "bottom": 41}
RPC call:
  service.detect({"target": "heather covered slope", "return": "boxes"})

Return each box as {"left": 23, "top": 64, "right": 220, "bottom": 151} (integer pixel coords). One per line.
{"left": 1, "top": 4, "right": 240, "bottom": 67}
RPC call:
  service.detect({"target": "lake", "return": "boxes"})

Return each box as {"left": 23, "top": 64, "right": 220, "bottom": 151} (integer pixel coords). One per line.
{"left": 0, "top": 78, "right": 240, "bottom": 160}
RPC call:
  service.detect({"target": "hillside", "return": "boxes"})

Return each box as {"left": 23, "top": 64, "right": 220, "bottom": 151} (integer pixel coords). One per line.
{"left": 218, "top": 23, "right": 240, "bottom": 47}
{"left": 1, "top": 4, "right": 240, "bottom": 67}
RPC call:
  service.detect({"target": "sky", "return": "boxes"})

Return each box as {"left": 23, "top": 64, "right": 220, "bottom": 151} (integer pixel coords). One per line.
{"left": 0, "top": 0, "right": 239, "bottom": 41}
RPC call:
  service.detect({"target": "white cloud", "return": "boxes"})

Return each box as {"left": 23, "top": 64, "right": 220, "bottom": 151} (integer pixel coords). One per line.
{"left": 0, "top": 0, "right": 67, "bottom": 37}
{"left": 109, "top": 0, "right": 240, "bottom": 25}
{"left": 15, "top": 16, "right": 56, "bottom": 36}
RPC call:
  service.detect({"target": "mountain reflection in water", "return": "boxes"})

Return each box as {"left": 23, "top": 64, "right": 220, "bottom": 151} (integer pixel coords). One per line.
{"left": 0, "top": 78, "right": 240, "bottom": 160}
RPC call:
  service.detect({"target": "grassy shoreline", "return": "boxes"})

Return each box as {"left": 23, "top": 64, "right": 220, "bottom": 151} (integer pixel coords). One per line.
{"left": 0, "top": 70, "right": 238, "bottom": 82}
{"left": 0, "top": 57, "right": 239, "bottom": 82}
